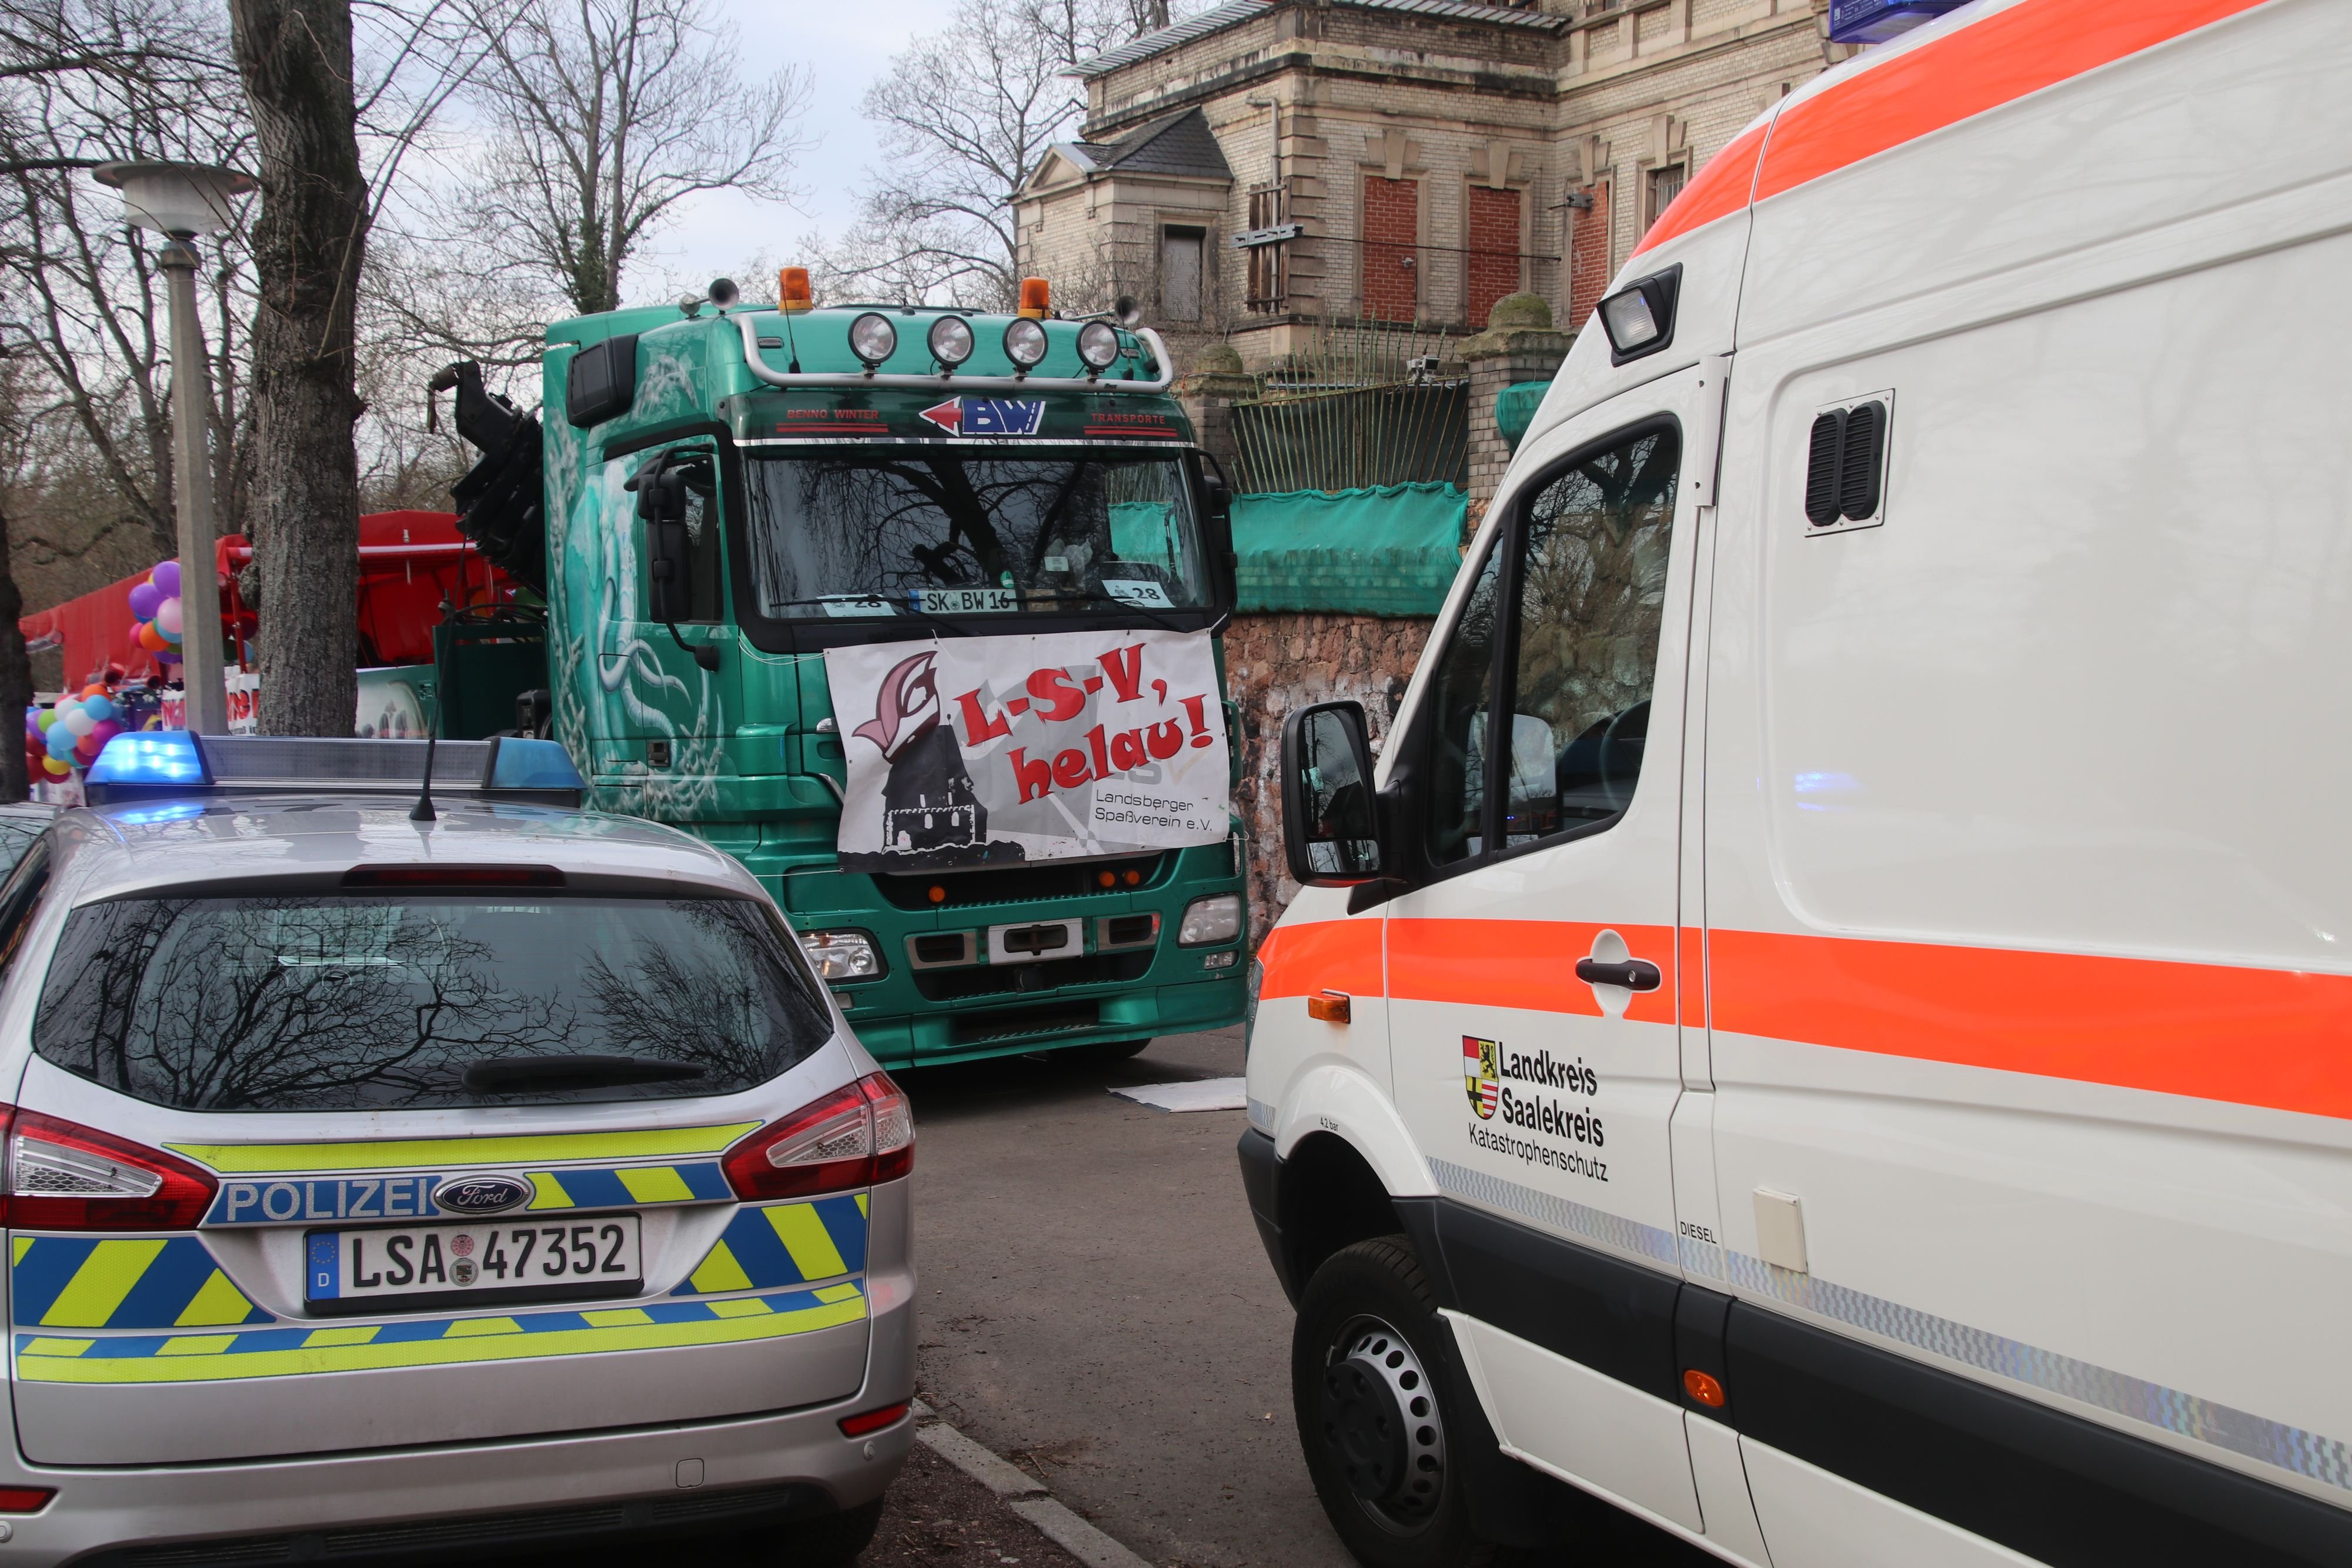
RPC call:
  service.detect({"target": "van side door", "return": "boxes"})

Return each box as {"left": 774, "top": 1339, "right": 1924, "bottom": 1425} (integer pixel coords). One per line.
{"left": 1384, "top": 367, "right": 1715, "bottom": 1532}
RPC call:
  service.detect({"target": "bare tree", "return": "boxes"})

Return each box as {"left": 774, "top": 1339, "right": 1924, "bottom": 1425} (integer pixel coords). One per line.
{"left": 830, "top": 0, "right": 1192, "bottom": 307}
{"left": 450, "top": 0, "right": 811, "bottom": 319}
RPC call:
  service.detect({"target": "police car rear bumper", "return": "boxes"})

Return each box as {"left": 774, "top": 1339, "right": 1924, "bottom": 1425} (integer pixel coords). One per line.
{"left": 0, "top": 1229, "right": 917, "bottom": 1566}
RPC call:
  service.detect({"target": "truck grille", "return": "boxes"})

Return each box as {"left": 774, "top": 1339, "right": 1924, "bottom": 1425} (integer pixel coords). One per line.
{"left": 913, "top": 953, "right": 1150, "bottom": 1003}
{"left": 949, "top": 1003, "right": 1101, "bottom": 1046}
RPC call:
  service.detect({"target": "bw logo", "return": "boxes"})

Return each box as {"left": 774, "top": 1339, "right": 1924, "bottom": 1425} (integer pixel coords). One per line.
{"left": 1462, "top": 1036, "right": 1499, "bottom": 1120}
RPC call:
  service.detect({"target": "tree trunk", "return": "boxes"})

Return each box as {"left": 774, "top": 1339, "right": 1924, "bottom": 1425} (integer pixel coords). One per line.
{"left": 229, "top": 0, "right": 367, "bottom": 737}
{"left": 0, "top": 499, "right": 27, "bottom": 803}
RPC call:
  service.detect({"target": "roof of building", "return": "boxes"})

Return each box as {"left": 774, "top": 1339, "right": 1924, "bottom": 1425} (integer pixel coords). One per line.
{"left": 1057, "top": 107, "right": 1234, "bottom": 181}
{"left": 1071, "top": 0, "right": 1566, "bottom": 81}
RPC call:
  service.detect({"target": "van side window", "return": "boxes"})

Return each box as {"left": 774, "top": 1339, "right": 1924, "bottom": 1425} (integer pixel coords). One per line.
{"left": 1501, "top": 425, "right": 1678, "bottom": 847}
{"left": 1424, "top": 544, "right": 1504, "bottom": 866}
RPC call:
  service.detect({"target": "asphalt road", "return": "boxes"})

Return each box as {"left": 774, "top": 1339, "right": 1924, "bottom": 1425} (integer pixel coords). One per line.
{"left": 898, "top": 1026, "right": 1719, "bottom": 1568}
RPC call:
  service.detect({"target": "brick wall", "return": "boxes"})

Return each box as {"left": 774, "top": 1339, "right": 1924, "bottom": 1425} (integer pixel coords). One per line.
{"left": 1569, "top": 182, "right": 1614, "bottom": 325}
{"left": 1466, "top": 186, "right": 1524, "bottom": 331}
{"left": 1362, "top": 175, "right": 1419, "bottom": 321}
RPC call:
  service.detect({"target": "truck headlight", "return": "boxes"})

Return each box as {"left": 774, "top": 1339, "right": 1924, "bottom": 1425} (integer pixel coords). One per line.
{"left": 1177, "top": 894, "right": 1242, "bottom": 947}
{"left": 799, "top": 930, "right": 883, "bottom": 981}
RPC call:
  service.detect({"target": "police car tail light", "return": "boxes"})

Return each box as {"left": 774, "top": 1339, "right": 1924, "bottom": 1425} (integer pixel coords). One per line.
{"left": 1, "top": 1108, "right": 216, "bottom": 1230}
{"left": 724, "top": 1071, "right": 914, "bottom": 1199}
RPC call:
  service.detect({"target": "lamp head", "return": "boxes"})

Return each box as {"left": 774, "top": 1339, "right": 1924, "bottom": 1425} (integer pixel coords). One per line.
{"left": 92, "top": 162, "right": 255, "bottom": 239}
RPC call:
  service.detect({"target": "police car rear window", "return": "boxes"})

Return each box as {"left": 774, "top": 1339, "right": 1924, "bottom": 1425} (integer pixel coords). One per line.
{"left": 30, "top": 895, "right": 833, "bottom": 1112}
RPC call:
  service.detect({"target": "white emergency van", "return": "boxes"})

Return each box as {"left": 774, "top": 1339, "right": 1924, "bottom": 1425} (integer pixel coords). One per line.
{"left": 1238, "top": 3, "right": 2352, "bottom": 1566}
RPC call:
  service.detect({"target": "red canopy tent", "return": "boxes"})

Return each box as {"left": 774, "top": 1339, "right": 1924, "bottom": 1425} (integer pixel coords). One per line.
{"left": 19, "top": 511, "right": 513, "bottom": 690}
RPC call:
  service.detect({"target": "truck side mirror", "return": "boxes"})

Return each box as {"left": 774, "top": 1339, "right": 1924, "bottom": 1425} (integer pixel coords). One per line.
{"left": 1281, "top": 700, "right": 1384, "bottom": 885}
{"left": 642, "top": 469, "right": 691, "bottom": 626}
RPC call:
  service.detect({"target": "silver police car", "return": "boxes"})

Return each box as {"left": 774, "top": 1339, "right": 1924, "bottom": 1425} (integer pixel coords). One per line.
{"left": 0, "top": 733, "right": 913, "bottom": 1563}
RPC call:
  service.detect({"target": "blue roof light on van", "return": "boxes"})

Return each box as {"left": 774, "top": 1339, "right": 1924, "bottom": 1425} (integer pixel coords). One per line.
{"left": 1827, "top": 0, "right": 1967, "bottom": 45}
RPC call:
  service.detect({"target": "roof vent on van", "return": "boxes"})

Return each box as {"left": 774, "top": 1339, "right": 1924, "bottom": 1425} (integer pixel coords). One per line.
{"left": 1805, "top": 411, "right": 1844, "bottom": 526}
{"left": 1838, "top": 401, "right": 1886, "bottom": 520}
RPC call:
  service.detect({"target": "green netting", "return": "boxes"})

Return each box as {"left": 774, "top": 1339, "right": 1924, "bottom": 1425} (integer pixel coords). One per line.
{"left": 1232, "top": 482, "right": 1465, "bottom": 617}
{"left": 1108, "top": 500, "right": 1178, "bottom": 572}
{"left": 1495, "top": 380, "right": 1551, "bottom": 449}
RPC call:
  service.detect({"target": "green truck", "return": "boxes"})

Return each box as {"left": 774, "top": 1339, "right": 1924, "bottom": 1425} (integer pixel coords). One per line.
{"left": 430, "top": 275, "right": 1249, "bottom": 1068}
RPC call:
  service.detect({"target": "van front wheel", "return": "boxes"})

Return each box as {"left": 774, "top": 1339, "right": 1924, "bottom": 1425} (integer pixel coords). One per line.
{"left": 1294, "top": 1238, "right": 1492, "bottom": 1568}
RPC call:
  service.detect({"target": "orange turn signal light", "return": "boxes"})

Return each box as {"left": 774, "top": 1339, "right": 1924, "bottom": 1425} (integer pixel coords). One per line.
{"left": 927, "top": 885, "right": 947, "bottom": 905}
{"left": 1018, "top": 276, "right": 1050, "bottom": 319}
{"left": 1122, "top": 868, "right": 1141, "bottom": 886}
{"left": 779, "top": 266, "right": 813, "bottom": 314}
{"left": 1098, "top": 870, "right": 1117, "bottom": 888}
{"left": 1307, "top": 990, "right": 1351, "bottom": 1024}
{"left": 1682, "top": 1369, "right": 1726, "bottom": 1409}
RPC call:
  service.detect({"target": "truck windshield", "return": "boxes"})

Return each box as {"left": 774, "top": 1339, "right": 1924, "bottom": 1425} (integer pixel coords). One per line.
{"left": 743, "top": 449, "right": 1212, "bottom": 618}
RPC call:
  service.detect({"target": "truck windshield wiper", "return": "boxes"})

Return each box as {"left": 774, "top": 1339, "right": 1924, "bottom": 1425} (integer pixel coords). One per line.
{"left": 461, "top": 1055, "right": 709, "bottom": 1094}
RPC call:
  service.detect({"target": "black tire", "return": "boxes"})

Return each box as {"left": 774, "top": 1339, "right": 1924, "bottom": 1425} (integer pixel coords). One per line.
{"left": 1294, "top": 1238, "right": 1494, "bottom": 1568}
{"left": 743, "top": 1497, "right": 883, "bottom": 1567}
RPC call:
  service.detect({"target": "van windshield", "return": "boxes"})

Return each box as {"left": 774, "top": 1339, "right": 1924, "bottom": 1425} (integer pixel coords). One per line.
{"left": 31, "top": 894, "right": 831, "bottom": 1112}
{"left": 741, "top": 449, "right": 1211, "bottom": 618}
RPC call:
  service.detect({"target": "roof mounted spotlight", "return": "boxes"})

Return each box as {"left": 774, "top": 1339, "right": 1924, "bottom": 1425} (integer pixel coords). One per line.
{"left": 1596, "top": 264, "right": 1681, "bottom": 365}
{"left": 928, "top": 314, "right": 974, "bottom": 372}
{"left": 848, "top": 311, "right": 897, "bottom": 371}
{"left": 1003, "top": 316, "right": 1048, "bottom": 374}
{"left": 1076, "top": 321, "right": 1120, "bottom": 376}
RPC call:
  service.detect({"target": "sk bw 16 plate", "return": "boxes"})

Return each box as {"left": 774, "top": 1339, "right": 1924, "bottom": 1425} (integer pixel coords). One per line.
{"left": 306, "top": 1215, "right": 643, "bottom": 1317}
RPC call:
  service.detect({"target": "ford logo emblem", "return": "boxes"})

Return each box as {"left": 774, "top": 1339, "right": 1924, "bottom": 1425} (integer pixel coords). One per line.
{"left": 433, "top": 1175, "right": 533, "bottom": 1216}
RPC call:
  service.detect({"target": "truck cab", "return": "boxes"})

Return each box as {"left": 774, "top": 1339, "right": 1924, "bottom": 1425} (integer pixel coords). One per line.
{"left": 437, "top": 279, "right": 1249, "bottom": 1068}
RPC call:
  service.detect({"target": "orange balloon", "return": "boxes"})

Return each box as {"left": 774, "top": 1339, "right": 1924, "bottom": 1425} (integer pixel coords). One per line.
{"left": 79, "top": 683, "right": 106, "bottom": 699}
{"left": 137, "top": 622, "right": 168, "bottom": 653}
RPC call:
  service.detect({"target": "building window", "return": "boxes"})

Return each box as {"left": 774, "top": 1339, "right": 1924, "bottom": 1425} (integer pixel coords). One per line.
{"left": 1465, "top": 186, "right": 1522, "bottom": 330}
{"left": 1645, "top": 163, "right": 1687, "bottom": 230}
{"left": 1161, "top": 226, "right": 1205, "bottom": 322}
{"left": 1362, "top": 175, "right": 1418, "bottom": 322}
{"left": 1245, "top": 188, "right": 1287, "bottom": 313}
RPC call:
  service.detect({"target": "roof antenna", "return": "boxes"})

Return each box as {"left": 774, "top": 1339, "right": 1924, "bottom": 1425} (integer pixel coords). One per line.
{"left": 410, "top": 726, "right": 438, "bottom": 823}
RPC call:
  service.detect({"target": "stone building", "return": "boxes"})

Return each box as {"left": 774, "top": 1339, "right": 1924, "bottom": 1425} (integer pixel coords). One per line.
{"left": 1016, "top": 0, "right": 1840, "bottom": 369}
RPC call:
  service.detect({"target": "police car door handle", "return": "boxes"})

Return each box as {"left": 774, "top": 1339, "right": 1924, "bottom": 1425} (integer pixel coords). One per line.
{"left": 1576, "top": 958, "right": 1662, "bottom": 992}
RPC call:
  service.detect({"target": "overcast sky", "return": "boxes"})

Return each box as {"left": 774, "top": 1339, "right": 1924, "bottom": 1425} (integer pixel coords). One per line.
{"left": 638, "top": 0, "right": 962, "bottom": 296}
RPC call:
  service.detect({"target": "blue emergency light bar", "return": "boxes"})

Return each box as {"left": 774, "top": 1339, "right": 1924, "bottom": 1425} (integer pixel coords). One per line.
{"left": 1827, "top": 0, "right": 1966, "bottom": 44}
{"left": 86, "top": 733, "right": 586, "bottom": 808}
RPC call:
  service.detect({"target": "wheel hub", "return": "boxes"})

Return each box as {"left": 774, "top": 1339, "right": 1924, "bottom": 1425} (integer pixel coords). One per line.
{"left": 1316, "top": 1316, "right": 1446, "bottom": 1529}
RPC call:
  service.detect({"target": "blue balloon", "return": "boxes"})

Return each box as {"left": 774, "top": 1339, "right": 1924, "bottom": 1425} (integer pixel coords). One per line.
{"left": 45, "top": 724, "right": 77, "bottom": 760}
{"left": 79, "top": 694, "right": 113, "bottom": 724}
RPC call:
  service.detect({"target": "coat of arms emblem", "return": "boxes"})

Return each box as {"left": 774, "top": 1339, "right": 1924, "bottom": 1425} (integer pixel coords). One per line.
{"left": 1463, "top": 1036, "right": 1499, "bottom": 1119}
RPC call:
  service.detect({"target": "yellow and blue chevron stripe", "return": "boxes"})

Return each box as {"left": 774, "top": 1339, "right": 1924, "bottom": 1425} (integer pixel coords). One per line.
{"left": 168, "top": 1124, "right": 760, "bottom": 1175}
{"left": 11, "top": 1282, "right": 865, "bottom": 1384}
{"left": 524, "top": 1161, "right": 731, "bottom": 1211}
{"left": 11, "top": 1236, "right": 272, "bottom": 1329}
{"left": 673, "top": 1196, "right": 868, "bottom": 1297}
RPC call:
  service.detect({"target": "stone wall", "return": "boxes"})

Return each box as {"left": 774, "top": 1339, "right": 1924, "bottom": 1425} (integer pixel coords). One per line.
{"left": 1225, "top": 611, "right": 1431, "bottom": 947}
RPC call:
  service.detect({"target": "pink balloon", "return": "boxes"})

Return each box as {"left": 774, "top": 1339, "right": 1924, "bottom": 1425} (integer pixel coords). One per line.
{"left": 88, "top": 719, "right": 122, "bottom": 748}
{"left": 155, "top": 597, "right": 183, "bottom": 636}
{"left": 128, "top": 582, "right": 162, "bottom": 620}
{"left": 149, "top": 560, "right": 181, "bottom": 598}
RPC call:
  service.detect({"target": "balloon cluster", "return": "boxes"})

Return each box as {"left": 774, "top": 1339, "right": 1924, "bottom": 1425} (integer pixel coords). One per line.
{"left": 128, "top": 560, "right": 184, "bottom": 667}
{"left": 25, "top": 685, "right": 123, "bottom": 777}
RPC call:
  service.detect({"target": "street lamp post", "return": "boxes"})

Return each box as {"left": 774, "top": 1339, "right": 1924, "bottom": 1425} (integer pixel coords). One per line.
{"left": 92, "top": 161, "right": 254, "bottom": 735}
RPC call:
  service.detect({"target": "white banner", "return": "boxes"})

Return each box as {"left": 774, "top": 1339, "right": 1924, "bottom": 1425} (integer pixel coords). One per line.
{"left": 824, "top": 629, "right": 1231, "bottom": 873}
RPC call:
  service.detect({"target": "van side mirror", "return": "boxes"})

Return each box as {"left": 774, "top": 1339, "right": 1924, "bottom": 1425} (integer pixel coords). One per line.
{"left": 1281, "top": 700, "right": 1384, "bottom": 885}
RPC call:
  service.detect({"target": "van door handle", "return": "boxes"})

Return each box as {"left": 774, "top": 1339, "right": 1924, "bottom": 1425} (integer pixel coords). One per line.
{"left": 1576, "top": 958, "right": 1662, "bottom": 992}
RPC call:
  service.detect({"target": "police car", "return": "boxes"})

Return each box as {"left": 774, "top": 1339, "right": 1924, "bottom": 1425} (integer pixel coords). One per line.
{"left": 0, "top": 732, "right": 913, "bottom": 1564}
{"left": 1245, "top": 4, "right": 2352, "bottom": 1568}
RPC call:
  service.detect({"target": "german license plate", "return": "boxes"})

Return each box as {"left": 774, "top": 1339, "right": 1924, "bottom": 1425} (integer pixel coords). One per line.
{"left": 920, "top": 586, "right": 1017, "bottom": 614}
{"left": 306, "top": 1216, "right": 642, "bottom": 1312}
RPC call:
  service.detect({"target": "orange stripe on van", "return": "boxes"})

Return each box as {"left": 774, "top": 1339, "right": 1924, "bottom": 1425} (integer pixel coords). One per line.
{"left": 1389, "top": 920, "right": 1676, "bottom": 1026}
{"left": 1679, "top": 925, "right": 1706, "bottom": 1028}
{"left": 1709, "top": 930, "right": 2352, "bottom": 1123}
{"left": 1632, "top": 121, "right": 1766, "bottom": 258}
{"left": 1257, "top": 917, "right": 1383, "bottom": 1001}
{"left": 1754, "top": 0, "right": 2271, "bottom": 203}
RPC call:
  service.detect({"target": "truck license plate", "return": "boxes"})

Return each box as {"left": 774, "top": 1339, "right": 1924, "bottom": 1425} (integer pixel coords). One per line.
{"left": 306, "top": 1216, "right": 642, "bottom": 1311}
{"left": 920, "top": 587, "right": 1017, "bottom": 614}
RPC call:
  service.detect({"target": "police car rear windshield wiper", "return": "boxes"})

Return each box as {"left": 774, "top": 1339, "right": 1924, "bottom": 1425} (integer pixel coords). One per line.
{"left": 461, "top": 1055, "right": 709, "bottom": 1094}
